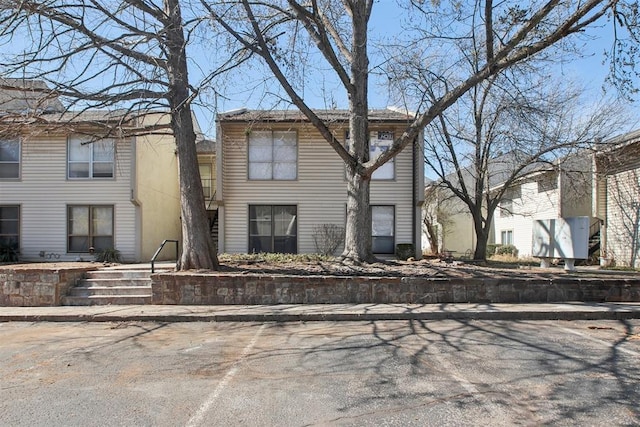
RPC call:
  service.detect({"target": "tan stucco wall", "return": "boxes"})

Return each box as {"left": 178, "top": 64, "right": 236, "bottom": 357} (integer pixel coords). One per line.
{"left": 134, "top": 113, "right": 181, "bottom": 261}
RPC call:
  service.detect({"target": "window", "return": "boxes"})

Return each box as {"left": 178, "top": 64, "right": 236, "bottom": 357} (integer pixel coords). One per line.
{"left": 249, "top": 205, "right": 297, "bottom": 253}
{"left": 0, "top": 139, "right": 20, "bottom": 179}
{"left": 499, "top": 198, "right": 513, "bottom": 217}
{"left": 68, "top": 136, "right": 115, "bottom": 178}
{"left": 372, "top": 205, "right": 395, "bottom": 253}
{"left": 199, "top": 164, "right": 213, "bottom": 199}
{"left": 537, "top": 172, "right": 558, "bottom": 193}
{"left": 0, "top": 206, "right": 20, "bottom": 251}
{"left": 501, "top": 230, "right": 513, "bottom": 245}
{"left": 371, "top": 131, "right": 395, "bottom": 179}
{"left": 68, "top": 205, "right": 114, "bottom": 252}
{"left": 346, "top": 131, "right": 395, "bottom": 180}
{"left": 248, "top": 131, "right": 297, "bottom": 180}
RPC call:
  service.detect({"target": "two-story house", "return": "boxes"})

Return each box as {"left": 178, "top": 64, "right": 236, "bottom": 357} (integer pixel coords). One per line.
{"left": 423, "top": 150, "right": 598, "bottom": 259}
{"left": 0, "top": 79, "right": 181, "bottom": 262}
{"left": 491, "top": 152, "right": 596, "bottom": 258}
{"left": 214, "top": 109, "right": 424, "bottom": 258}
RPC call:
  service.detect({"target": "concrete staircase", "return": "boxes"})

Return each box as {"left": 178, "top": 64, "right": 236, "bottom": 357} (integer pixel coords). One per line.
{"left": 62, "top": 269, "right": 158, "bottom": 306}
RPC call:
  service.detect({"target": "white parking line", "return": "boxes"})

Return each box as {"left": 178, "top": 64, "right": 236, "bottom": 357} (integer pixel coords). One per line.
{"left": 185, "top": 324, "right": 266, "bottom": 427}
{"left": 559, "top": 327, "right": 640, "bottom": 357}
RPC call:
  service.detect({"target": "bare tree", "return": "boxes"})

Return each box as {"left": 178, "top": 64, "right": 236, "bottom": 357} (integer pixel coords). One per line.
{"left": 0, "top": 0, "right": 241, "bottom": 269}
{"left": 422, "top": 69, "right": 629, "bottom": 260}
{"left": 206, "top": 0, "right": 638, "bottom": 264}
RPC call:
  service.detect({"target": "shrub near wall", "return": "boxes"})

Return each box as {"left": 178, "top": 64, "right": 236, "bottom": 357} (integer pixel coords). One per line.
{"left": 0, "top": 265, "right": 95, "bottom": 307}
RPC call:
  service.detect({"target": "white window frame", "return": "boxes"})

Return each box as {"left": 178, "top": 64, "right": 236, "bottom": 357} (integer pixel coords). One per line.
{"left": 501, "top": 230, "right": 514, "bottom": 245}
{"left": 248, "top": 130, "right": 297, "bottom": 180}
{"left": 67, "top": 136, "right": 115, "bottom": 179}
{"left": 67, "top": 205, "right": 114, "bottom": 253}
{"left": 0, "top": 139, "right": 20, "bottom": 180}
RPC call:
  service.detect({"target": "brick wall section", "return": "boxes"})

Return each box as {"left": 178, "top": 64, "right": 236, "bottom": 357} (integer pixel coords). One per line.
{"left": 0, "top": 267, "right": 95, "bottom": 306}
{"left": 151, "top": 273, "right": 640, "bottom": 305}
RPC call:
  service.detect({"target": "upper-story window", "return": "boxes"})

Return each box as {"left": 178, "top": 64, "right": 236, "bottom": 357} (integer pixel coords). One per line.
{"left": 0, "top": 139, "right": 20, "bottom": 179}
{"left": 68, "top": 136, "right": 115, "bottom": 179}
{"left": 248, "top": 130, "right": 297, "bottom": 180}
{"left": 199, "top": 163, "right": 213, "bottom": 199}
{"left": 346, "top": 130, "right": 395, "bottom": 180}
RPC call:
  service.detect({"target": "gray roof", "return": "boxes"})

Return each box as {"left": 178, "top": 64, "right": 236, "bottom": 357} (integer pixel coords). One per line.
{"left": 196, "top": 139, "right": 216, "bottom": 153}
{"left": 217, "top": 108, "right": 414, "bottom": 123}
{"left": 0, "top": 78, "right": 65, "bottom": 113}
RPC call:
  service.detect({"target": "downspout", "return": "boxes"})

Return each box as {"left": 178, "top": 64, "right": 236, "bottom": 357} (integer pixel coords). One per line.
{"left": 215, "top": 116, "right": 224, "bottom": 253}
{"left": 414, "top": 130, "right": 425, "bottom": 259}
{"left": 129, "top": 124, "right": 142, "bottom": 261}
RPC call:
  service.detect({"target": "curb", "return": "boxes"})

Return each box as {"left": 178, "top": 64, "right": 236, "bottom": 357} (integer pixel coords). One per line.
{"left": 2, "top": 304, "right": 640, "bottom": 323}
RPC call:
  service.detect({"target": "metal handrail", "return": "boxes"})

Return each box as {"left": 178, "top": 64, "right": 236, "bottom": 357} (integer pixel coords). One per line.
{"left": 150, "top": 239, "right": 179, "bottom": 273}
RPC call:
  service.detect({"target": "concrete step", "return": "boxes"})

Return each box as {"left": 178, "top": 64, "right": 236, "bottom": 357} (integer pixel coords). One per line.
{"left": 62, "top": 268, "right": 154, "bottom": 306}
{"left": 61, "top": 295, "right": 152, "bottom": 306}
{"left": 68, "top": 285, "right": 152, "bottom": 297}
{"left": 85, "top": 270, "right": 155, "bottom": 280}
{"left": 80, "top": 278, "right": 152, "bottom": 287}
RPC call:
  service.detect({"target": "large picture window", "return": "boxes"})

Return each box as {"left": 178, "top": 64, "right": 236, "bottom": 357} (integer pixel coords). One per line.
{"left": 68, "top": 136, "right": 115, "bottom": 179}
{"left": 0, "top": 139, "right": 20, "bottom": 179}
{"left": 372, "top": 205, "right": 395, "bottom": 254}
{"left": 0, "top": 205, "right": 20, "bottom": 251}
{"left": 249, "top": 205, "right": 297, "bottom": 253}
{"left": 68, "top": 205, "right": 114, "bottom": 252}
{"left": 248, "top": 131, "right": 297, "bottom": 180}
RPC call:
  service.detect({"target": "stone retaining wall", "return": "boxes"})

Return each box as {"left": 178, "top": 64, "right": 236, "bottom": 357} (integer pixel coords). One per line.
{"left": 151, "top": 273, "right": 640, "bottom": 305}
{"left": 0, "top": 267, "right": 95, "bottom": 306}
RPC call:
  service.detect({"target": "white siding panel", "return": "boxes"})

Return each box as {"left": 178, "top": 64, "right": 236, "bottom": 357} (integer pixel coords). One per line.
{"left": 221, "top": 123, "right": 416, "bottom": 254}
{"left": 493, "top": 180, "right": 562, "bottom": 257}
{"left": 1, "top": 134, "right": 137, "bottom": 262}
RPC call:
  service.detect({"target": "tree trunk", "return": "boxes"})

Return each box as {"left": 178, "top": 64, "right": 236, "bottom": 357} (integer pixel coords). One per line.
{"left": 473, "top": 231, "right": 489, "bottom": 260}
{"left": 423, "top": 218, "right": 439, "bottom": 254}
{"left": 340, "top": 1, "right": 374, "bottom": 264}
{"left": 342, "top": 165, "right": 375, "bottom": 263}
{"left": 164, "top": 0, "right": 219, "bottom": 270}
{"left": 472, "top": 213, "right": 490, "bottom": 261}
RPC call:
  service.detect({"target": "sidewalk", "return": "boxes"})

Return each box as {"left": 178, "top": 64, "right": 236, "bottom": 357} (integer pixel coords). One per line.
{"left": 2, "top": 302, "right": 640, "bottom": 323}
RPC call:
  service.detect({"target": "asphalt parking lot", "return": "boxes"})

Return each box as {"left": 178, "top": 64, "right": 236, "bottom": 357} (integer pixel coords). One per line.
{"left": 1, "top": 319, "right": 639, "bottom": 426}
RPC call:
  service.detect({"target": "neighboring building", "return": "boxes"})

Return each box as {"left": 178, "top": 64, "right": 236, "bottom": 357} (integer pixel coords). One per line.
{"left": 422, "top": 181, "right": 476, "bottom": 256}
{"left": 0, "top": 79, "right": 181, "bottom": 262}
{"left": 423, "top": 150, "right": 600, "bottom": 259}
{"left": 196, "top": 137, "right": 219, "bottom": 246}
{"left": 215, "top": 109, "right": 424, "bottom": 258}
{"left": 492, "top": 152, "right": 597, "bottom": 258}
{"left": 594, "top": 130, "right": 640, "bottom": 268}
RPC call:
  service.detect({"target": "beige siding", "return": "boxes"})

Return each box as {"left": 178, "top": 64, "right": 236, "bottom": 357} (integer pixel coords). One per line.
{"left": 1, "top": 133, "right": 137, "bottom": 262}
{"left": 135, "top": 113, "right": 182, "bottom": 261}
{"left": 220, "top": 122, "right": 415, "bottom": 254}
{"left": 606, "top": 168, "right": 640, "bottom": 268}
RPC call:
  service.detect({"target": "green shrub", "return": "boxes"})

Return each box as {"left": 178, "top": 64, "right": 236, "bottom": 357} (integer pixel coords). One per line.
{"left": 396, "top": 243, "right": 414, "bottom": 260}
{"left": 495, "top": 244, "right": 518, "bottom": 257}
{"left": 95, "top": 248, "right": 122, "bottom": 263}
{"left": 486, "top": 244, "right": 499, "bottom": 257}
{"left": 0, "top": 243, "right": 19, "bottom": 263}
